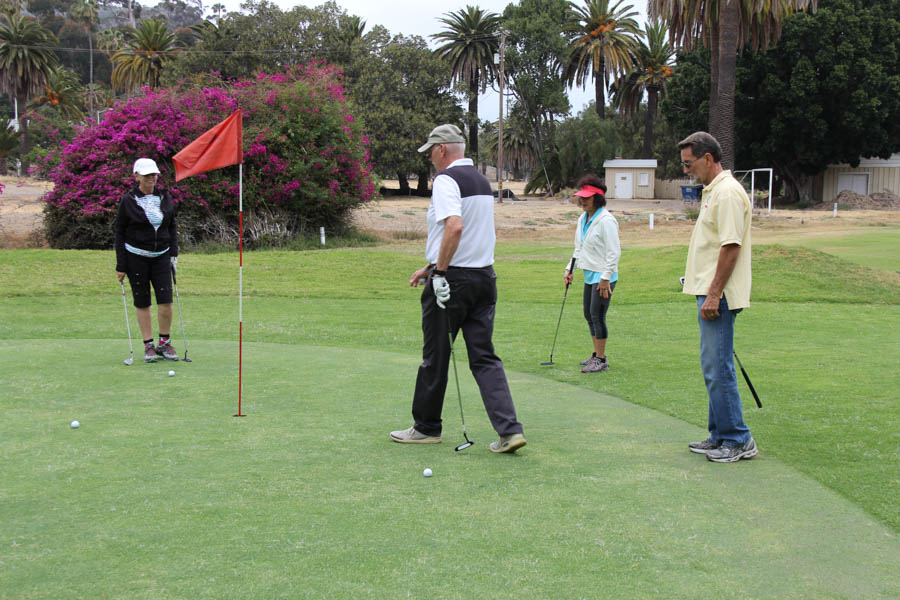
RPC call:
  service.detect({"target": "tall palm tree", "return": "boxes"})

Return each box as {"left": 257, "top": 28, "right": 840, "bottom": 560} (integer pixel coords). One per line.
{"left": 649, "top": 0, "right": 817, "bottom": 168}
{"left": 0, "top": 12, "right": 59, "bottom": 172}
{"left": 432, "top": 6, "right": 500, "bottom": 165}
{"left": 611, "top": 19, "right": 675, "bottom": 157}
{"left": 562, "top": 0, "right": 642, "bottom": 120}
{"left": 71, "top": 0, "right": 98, "bottom": 118}
{"left": 111, "top": 19, "right": 179, "bottom": 94}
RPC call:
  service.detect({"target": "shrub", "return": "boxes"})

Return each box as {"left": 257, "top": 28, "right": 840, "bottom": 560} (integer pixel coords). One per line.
{"left": 43, "top": 62, "right": 375, "bottom": 249}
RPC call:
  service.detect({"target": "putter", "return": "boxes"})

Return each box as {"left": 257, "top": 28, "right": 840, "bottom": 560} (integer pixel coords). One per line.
{"left": 446, "top": 314, "right": 473, "bottom": 452}
{"left": 119, "top": 279, "right": 134, "bottom": 365}
{"left": 541, "top": 256, "right": 576, "bottom": 365}
{"left": 733, "top": 350, "right": 762, "bottom": 408}
{"left": 171, "top": 266, "right": 192, "bottom": 362}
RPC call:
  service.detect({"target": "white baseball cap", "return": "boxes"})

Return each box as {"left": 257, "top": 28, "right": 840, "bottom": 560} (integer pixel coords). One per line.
{"left": 133, "top": 158, "right": 160, "bottom": 175}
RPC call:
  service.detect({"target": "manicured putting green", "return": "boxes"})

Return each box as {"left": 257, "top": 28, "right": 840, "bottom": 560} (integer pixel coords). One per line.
{"left": 3, "top": 340, "right": 898, "bottom": 598}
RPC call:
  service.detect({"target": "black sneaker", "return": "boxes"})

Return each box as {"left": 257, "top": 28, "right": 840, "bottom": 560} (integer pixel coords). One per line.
{"left": 706, "top": 438, "right": 759, "bottom": 463}
{"left": 688, "top": 437, "right": 721, "bottom": 454}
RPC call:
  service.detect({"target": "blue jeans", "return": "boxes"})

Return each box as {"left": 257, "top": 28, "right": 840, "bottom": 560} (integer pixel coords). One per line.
{"left": 697, "top": 295, "right": 751, "bottom": 446}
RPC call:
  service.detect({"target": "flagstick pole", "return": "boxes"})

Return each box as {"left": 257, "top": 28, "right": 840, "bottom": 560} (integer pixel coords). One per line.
{"left": 235, "top": 163, "right": 245, "bottom": 417}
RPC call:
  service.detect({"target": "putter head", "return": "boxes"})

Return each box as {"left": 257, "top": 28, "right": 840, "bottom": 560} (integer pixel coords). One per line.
{"left": 123, "top": 357, "right": 133, "bottom": 366}
{"left": 182, "top": 356, "right": 192, "bottom": 363}
{"left": 454, "top": 440, "right": 474, "bottom": 452}
{"left": 540, "top": 361, "right": 555, "bottom": 366}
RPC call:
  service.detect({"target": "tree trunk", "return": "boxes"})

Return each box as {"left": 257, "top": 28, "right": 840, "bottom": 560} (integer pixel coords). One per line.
{"left": 88, "top": 24, "right": 94, "bottom": 119}
{"left": 17, "top": 93, "right": 29, "bottom": 174}
{"left": 643, "top": 86, "right": 659, "bottom": 159}
{"left": 594, "top": 61, "right": 605, "bottom": 119}
{"left": 416, "top": 169, "right": 430, "bottom": 196}
{"left": 397, "top": 172, "right": 410, "bottom": 195}
{"left": 713, "top": 0, "right": 739, "bottom": 170}
{"left": 781, "top": 166, "right": 815, "bottom": 207}
{"left": 468, "top": 74, "right": 479, "bottom": 166}
{"left": 708, "top": 26, "right": 720, "bottom": 139}
{"left": 128, "top": 0, "right": 136, "bottom": 27}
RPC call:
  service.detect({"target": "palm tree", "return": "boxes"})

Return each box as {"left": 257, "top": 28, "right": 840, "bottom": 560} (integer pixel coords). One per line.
{"left": 432, "top": 6, "right": 500, "bottom": 165}
{"left": 649, "top": 0, "right": 817, "bottom": 168}
{"left": 30, "top": 68, "right": 85, "bottom": 120}
{"left": 611, "top": 19, "right": 675, "bottom": 157}
{"left": 111, "top": 19, "right": 179, "bottom": 94}
{"left": 0, "top": 123, "right": 18, "bottom": 175}
{"left": 0, "top": 13, "right": 59, "bottom": 172}
{"left": 70, "top": 0, "right": 98, "bottom": 118}
{"left": 562, "top": 0, "right": 642, "bottom": 120}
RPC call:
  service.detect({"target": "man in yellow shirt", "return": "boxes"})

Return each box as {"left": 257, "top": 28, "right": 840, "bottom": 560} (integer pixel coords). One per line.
{"left": 679, "top": 132, "right": 758, "bottom": 463}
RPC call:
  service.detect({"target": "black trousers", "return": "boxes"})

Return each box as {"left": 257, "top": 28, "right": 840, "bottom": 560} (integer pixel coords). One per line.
{"left": 411, "top": 266, "right": 523, "bottom": 437}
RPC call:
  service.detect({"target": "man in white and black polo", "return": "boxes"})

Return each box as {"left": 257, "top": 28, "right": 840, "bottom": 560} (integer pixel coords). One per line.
{"left": 390, "top": 124, "right": 526, "bottom": 453}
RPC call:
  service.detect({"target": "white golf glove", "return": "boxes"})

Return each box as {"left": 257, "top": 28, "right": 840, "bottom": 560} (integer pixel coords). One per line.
{"left": 170, "top": 255, "right": 178, "bottom": 271}
{"left": 432, "top": 275, "right": 450, "bottom": 309}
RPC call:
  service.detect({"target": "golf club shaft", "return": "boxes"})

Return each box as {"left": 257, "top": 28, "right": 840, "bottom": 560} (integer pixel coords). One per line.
{"left": 172, "top": 266, "right": 190, "bottom": 360}
{"left": 733, "top": 351, "right": 762, "bottom": 408}
{"left": 545, "top": 257, "right": 577, "bottom": 363}
{"left": 448, "top": 328, "right": 467, "bottom": 436}
{"left": 119, "top": 280, "right": 134, "bottom": 360}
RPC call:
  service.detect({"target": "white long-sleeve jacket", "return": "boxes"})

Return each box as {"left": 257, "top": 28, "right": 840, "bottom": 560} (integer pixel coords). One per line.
{"left": 566, "top": 208, "right": 621, "bottom": 280}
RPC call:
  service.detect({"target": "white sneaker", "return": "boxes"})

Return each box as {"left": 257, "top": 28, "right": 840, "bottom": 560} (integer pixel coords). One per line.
{"left": 390, "top": 426, "right": 441, "bottom": 444}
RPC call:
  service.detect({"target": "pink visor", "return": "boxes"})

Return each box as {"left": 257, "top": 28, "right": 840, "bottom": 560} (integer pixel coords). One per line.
{"left": 573, "top": 184, "right": 605, "bottom": 198}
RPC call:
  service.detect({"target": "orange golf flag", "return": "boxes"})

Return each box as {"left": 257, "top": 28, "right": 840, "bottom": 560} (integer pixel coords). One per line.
{"left": 173, "top": 109, "right": 243, "bottom": 182}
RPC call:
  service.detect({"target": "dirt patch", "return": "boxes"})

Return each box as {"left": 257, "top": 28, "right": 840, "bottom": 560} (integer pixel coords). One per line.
{"left": 3, "top": 177, "right": 899, "bottom": 249}
{"left": 811, "top": 189, "right": 900, "bottom": 211}
{"left": 0, "top": 176, "right": 54, "bottom": 248}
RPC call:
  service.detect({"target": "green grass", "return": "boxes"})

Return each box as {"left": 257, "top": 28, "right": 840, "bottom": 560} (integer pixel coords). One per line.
{"left": 785, "top": 227, "right": 900, "bottom": 272}
{"left": 1, "top": 243, "right": 898, "bottom": 597}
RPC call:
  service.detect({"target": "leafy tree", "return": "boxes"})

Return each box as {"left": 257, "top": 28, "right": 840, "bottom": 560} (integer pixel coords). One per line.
{"left": 735, "top": 0, "right": 900, "bottom": 205}
{"left": 432, "top": 6, "right": 500, "bottom": 166}
{"left": 0, "top": 12, "right": 60, "bottom": 172}
{"left": 0, "top": 122, "right": 18, "bottom": 173}
{"left": 69, "top": 0, "right": 98, "bottom": 114}
{"left": 610, "top": 19, "right": 675, "bottom": 157}
{"left": 502, "top": 0, "right": 572, "bottom": 193}
{"left": 649, "top": 0, "right": 817, "bottom": 169}
{"left": 350, "top": 32, "right": 463, "bottom": 195}
{"left": 562, "top": 0, "right": 641, "bottom": 119}
{"left": 484, "top": 104, "right": 539, "bottom": 181}
{"left": 29, "top": 66, "right": 84, "bottom": 119}
{"left": 111, "top": 18, "right": 179, "bottom": 93}
{"left": 553, "top": 101, "right": 619, "bottom": 185}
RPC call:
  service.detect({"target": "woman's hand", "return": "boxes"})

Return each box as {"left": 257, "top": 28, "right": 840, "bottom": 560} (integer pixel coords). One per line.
{"left": 597, "top": 279, "right": 610, "bottom": 299}
{"left": 116, "top": 271, "right": 125, "bottom": 282}
{"left": 564, "top": 271, "right": 573, "bottom": 287}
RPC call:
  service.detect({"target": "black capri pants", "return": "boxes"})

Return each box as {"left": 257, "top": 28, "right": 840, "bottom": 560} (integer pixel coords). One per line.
{"left": 125, "top": 251, "right": 173, "bottom": 308}
{"left": 583, "top": 280, "right": 617, "bottom": 339}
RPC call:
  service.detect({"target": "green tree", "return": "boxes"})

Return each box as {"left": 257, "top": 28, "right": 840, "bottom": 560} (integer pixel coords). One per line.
{"left": 503, "top": 0, "right": 571, "bottom": 193}
{"left": 70, "top": 0, "right": 97, "bottom": 115}
{"left": 0, "top": 122, "right": 18, "bottom": 174}
{"left": 350, "top": 32, "right": 463, "bottom": 195}
{"left": 610, "top": 19, "right": 675, "bottom": 157}
{"left": 562, "top": 0, "right": 641, "bottom": 119}
{"left": 432, "top": 6, "right": 500, "bottom": 166}
{"left": 650, "top": 0, "right": 817, "bottom": 169}
{"left": 29, "top": 66, "right": 84, "bottom": 119}
{"left": 111, "top": 18, "right": 179, "bottom": 93}
{"left": 0, "top": 12, "right": 59, "bottom": 172}
{"left": 554, "top": 101, "right": 619, "bottom": 185}
{"left": 735, "top": 0, "right": 900, "bottom": 205}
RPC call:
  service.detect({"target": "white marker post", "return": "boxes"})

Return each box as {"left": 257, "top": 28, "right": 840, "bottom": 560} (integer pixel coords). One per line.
{"left": 649, "top": 213, "right": 654, "bottom": 230}
{"left": 320, "top": 226, "right": 326, "bottom": 245}
{"left": 833, "top": 203, "right": 838, "bottom": 217}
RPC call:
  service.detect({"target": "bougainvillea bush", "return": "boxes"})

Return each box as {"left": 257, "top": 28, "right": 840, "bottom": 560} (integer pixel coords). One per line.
{"left": 43, "top": 62, "right": 375, "bottom": 249}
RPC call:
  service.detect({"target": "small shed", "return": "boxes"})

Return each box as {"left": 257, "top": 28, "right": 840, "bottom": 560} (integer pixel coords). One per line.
{"left": 602, "top": 159, "right": 658, "bottom": 200}
{"left": 821, "top": 153, "right": 900, "bottom": 202}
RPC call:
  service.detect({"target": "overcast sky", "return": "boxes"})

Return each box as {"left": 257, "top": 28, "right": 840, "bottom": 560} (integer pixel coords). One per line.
{"left": 216, "top": 0, "right": 650, "bottom": 121}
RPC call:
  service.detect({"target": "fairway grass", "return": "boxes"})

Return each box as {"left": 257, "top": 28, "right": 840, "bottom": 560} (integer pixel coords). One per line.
{"left": 2, "top": 244, "right": 898, "bottom": 597}
{"left": 2, "top": 341, "right": 898, "bottom": 599}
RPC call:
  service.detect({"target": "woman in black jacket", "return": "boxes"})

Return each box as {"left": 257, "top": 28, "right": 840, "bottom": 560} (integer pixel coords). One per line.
{"left": 115, "top": 158, "right": 179, "bottom": 363}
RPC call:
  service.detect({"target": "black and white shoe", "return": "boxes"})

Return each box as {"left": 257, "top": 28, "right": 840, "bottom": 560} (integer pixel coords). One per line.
{"left": 706, "top": 438, "right": 758, "bottom": 462}
{"left": 688, "top": 437, "right": 721, "bottom": 454}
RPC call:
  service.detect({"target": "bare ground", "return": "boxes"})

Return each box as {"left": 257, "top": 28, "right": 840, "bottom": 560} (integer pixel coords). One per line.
{"left": 3, "top": 177, "right": 899, "bottom": 249}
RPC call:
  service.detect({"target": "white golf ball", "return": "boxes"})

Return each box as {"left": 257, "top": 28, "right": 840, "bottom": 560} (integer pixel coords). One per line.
{"left": 168, "top": 370, "right": 175, "bottom": 377}
{"left": 70, "top": 420, "right": 80, "bottom": 429}
{"left": 423, "top": 468, "right": 433, "bottom": 478}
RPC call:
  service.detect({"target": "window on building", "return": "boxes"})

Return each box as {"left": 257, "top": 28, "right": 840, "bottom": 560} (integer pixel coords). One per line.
{"left": 638, "top": 172, "right": 649, "bottom": 187}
